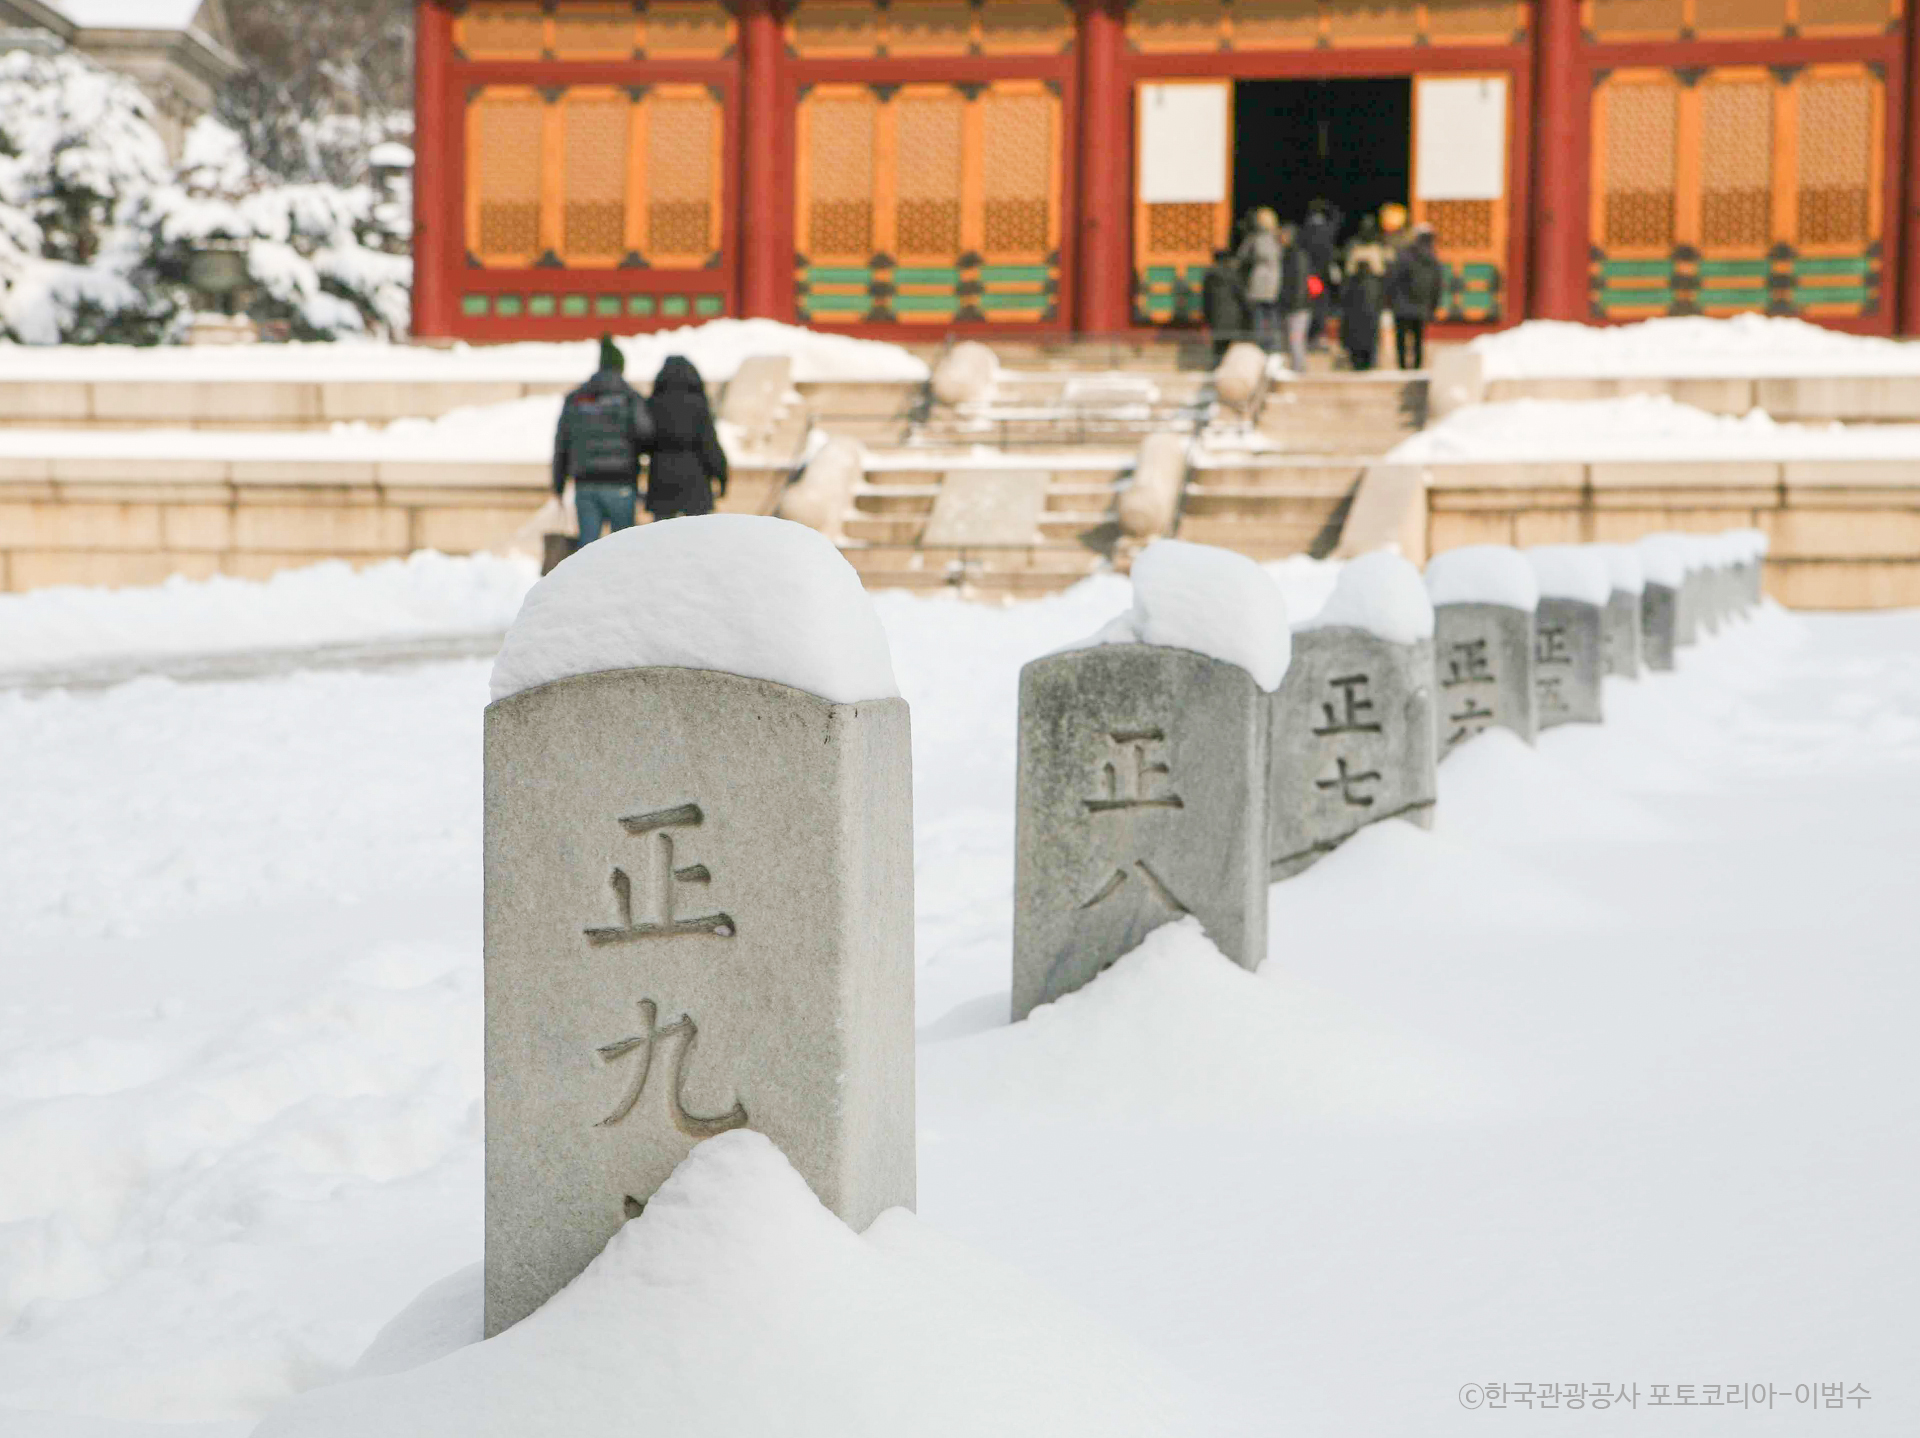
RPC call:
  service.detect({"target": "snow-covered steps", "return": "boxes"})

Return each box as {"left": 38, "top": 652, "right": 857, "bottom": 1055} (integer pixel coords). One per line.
{"left": 1253, "top": 373, "right": 1428, "bottom": 456}
{"left": 1176, "top": 457, "right": 1367, "bottom": 562}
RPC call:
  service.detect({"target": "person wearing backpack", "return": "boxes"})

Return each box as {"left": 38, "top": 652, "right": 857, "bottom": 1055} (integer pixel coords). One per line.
{"left": 1385, "top": 225, "right": 1448, "bottom": 371}
{"left": 552, "top": 334, "right": 655, "bottom": 544}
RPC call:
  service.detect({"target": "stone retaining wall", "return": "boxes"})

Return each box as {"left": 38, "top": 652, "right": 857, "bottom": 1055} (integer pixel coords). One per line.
{"left": 1425, "top": 460, "right": 1920, "bottom": 609}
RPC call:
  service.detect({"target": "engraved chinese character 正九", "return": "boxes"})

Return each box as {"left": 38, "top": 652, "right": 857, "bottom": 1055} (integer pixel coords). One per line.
{"left": 1083, "top": 728, "right": 1183, "bottom": 812}
{"left": 1442, "top": 639, "right": 1493, "bottom": 688}
{"left": 1537, "top": 624, "right": 1572, "bottom": 666}
{"left": 596, "top": 997, "right": 748, "bottom": 1137}
{"left": 584, "top": 802, "right": 735, "bottom": 944}
{"left": 1311, "top": 674, "right": 1384, "bottom": 736}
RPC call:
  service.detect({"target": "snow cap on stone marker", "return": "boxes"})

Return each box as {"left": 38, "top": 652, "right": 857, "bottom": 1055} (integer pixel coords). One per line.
{"left": 489, "top": 514, "right": 900, "bottom": 704}
{"left": 1591, "top": 543, "right": 1645, "bottom": 594}
{"left": 1070, "top": 538, "right": 1291, "bottom": 691}
{"left": 1298, "top": 550, "right": 1434, "bottom": 644}
{"left": 1635, "top": 533, "right": 1692, "bottom": 588}
{"left": 1524, "top": 544, "right": 1613, "bottom": 607}
{"left": 1423, "top": 544, "right": 1539, "bottom": 611}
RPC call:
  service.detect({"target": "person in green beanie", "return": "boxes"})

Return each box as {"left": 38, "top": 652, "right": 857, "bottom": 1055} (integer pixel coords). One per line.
{"left": 552, "top": 334, "right": 655, "bottom": 544}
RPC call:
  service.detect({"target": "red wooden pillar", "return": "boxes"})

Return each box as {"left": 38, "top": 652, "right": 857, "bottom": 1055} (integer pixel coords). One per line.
{"left": 1527, "top": 0, "right": 1585, "bottom": 321}
{"left": 1901, "top": 0, "right": 1920, "bottom": 335}
{"left": 411, "top": 1, "right": 455, "bottom": 339}
{"left": 1076, "top": 0, "right": 1131, "bottom": 335}
{"left": 738, "top": 0, "right": 789, "bottom": 322}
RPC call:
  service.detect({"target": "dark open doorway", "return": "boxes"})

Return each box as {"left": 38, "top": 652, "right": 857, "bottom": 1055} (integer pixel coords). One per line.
{"left": 1233, "top": 78, "right": 1411, "bottom": 244}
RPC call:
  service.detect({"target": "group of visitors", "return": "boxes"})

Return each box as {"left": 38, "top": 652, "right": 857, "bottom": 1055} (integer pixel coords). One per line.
{"left": 1203, "top": 199, "right": 1449, "bottom": 373}
{"left": 552, "top": 335, "right": 731, "bottom": 545}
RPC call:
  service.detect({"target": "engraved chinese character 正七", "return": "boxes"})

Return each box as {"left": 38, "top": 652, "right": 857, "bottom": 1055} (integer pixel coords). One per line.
{"left": 585, "top": 802, "right": 735, "bottom": 944}
{"left": 1315, "top": 755, "right": 1382, "bottom": 808}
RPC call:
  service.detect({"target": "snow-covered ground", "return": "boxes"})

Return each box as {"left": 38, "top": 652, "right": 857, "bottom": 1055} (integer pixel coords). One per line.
{"left": 0, "top": 559, "right": 1914, "bottom": 1435}
{"left": 1389, "top": 393, "right": 1920, "bottom": 464}
{"left": 0, "top": 319, "right": 927, "bottom": 384}
{"left": 1471, "top": 314, "right": 1920, "bottom": 379}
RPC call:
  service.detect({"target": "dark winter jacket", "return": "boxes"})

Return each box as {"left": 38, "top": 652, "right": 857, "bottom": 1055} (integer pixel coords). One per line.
{"left": 1278, "top": 242, "right": 1313, "bottom": 314}
{"left": 645, "top": 355, "right": 728, "bottom": 517}
{"left": 1386, "top": 242, "right": 1449, "bottom": 320}
{"left": 552, "top": 369, "right": 654, "bottom": 494}
{"left": 1340, "top": 266, "right": 1386, "bottom": 355}
{"left": 1201, "top": 256, "right": 1249, "bottom": 335}
{"left": 1301, "top": 209, "right": 1342, "bottom": 278}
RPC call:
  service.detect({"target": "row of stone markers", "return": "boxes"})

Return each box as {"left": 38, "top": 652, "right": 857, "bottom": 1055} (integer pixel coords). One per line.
{"left": 479, "top": 514, "right": 1767, "bottom": 1336}
{"left": 1013, "top": 528, "right": 1770, "bottom": 1019}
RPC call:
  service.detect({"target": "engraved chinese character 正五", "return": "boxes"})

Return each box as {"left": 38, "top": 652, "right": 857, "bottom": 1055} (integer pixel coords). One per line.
{"left": 584, "top": 802, "right": 735, "bottom": 944}
{"left": 1311, "top": 674, "right": 1384, "bottom": 737}
{"left": 1442, "top": 638, "right": 1493, "bottom": 688}
{"left": 1083, "top": 728, "right": 1184, "bottom": 812}
{"left": 596, "top": 997, "right": 748, "bottom": 1137}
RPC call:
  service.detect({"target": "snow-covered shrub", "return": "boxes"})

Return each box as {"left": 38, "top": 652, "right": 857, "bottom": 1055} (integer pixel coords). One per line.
{"left": 0, "top": 44, "right": 411, "bottom": 344}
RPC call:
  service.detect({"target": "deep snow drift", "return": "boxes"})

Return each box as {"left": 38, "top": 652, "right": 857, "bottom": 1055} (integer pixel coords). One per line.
{"left": 0, "top": 561, "right": 1915, "bottom": 1435}
{"left": 1470, "top": 313, "right": 1920, "bottom": 378}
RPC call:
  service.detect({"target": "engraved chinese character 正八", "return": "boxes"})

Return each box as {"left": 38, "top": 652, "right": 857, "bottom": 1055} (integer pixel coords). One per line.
{"left": 596, "top": 998, "right": 748, "bottom": 1137}
{"left": 584, "top": 802, "right": 735, "bottom": 944}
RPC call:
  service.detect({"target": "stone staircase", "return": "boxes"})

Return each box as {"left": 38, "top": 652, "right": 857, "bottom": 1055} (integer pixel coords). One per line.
{"left": 1251, "top": 372, "right": 1428, "bottom": 456}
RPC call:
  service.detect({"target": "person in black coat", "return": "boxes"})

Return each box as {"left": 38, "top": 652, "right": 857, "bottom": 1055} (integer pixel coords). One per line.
{"left": 1385, "top": 227, "right": 1449, "bottom": 371}
{"left": 553, "top": 334, "right": 654, "bottom": 544}
{"left": 1200, "top": 248, "right": 1249, "bottom": 364}
{"left": 645, "top": 354, "right": 729, "bottom": 520}
{"left": 1300, "top": 198, "right": 1343, "bottom": 347}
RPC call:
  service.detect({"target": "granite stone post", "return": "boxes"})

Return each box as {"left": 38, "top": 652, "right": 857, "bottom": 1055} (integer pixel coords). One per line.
{"left": 1014, "top": 645, "right": 1268, "bottom": 1021}
{"left": 484, "top": 667, "right": 915, "bottom": 1335}
{"left": 1642, "top": 583, "right": 1679, "bottom": 671}
{"left": 1534, "top": 598, "right": 1605, "bottom": 727}
{"left": 1269, "top": 628, "right": 1436, "bottom": 879}
{"left": 1604, "top": 587, "right": 1642, "bottom": 678}
{"left": 1434, "top": 603, "right": 1537, "bottom": 755}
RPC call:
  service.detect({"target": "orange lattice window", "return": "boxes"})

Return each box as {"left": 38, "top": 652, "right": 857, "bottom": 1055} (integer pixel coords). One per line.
{"left": 457, "top": 1, "right": 546, "bottom": 59}
{"left": 1698, "top": 80, "right": 1773, "bottom": 249}
{"left": 642, "top": 89, "right": 721, "bottom": 262}
{"left": 1422, "top": 0, "right": 1522, "bottom": 42}
{"left": 644, "top": 2, "right": 735, "bottom": 57}
{"left": 1692, "top": 0, "right": 1788, "bottom": 37}
{"left": 552, "top": 2, "right": 638, "bottom": 59}
{"left": 1228, "top": 0, "right": 1320, "bottom": 47}
{"left": 1601, "top": 80, "right": 1677, "bottom": 250}
{"left": 1796, "top": 74, "right": 1874, "bottom": 248}
{"left": 468, "top": 87, "right": 547, "bottom": 265}
{"left": 980, "top": 85, "right": 1057, "bottom": 256}
{"left": 977, "top": 0, "right": 1073, "bottom": 54}
{"left": 1797, "top": 0, "right": 1899, "bottom": 36}
{"left": 1324, "top": 0, "right": 1420, "bottom": 43}
{"left": 889, "top": 0, "right": 974, "bottom": 54}
{"left": 1145, "top": 203, "right": 1217, "bottom": 252}
{"left": 789, "top": 0, "right": 884, "bottom": 56}
{"left": 1128, "top": 0, "right": 1226, "bottom": 52}
{"left": 561, "top": 92, "right": 630, "bottom": 265}
{"left": 1426, "top": 199, "right": 1494, "bottom": 250}
{"left": 894, "top": 91, "right": 966, "bottom": 256}
{"left": 1584, "top": 0, "right": 1684, "bottom": 39}
{"left": 801, "top": 90, "right": 879, "bottom": 259}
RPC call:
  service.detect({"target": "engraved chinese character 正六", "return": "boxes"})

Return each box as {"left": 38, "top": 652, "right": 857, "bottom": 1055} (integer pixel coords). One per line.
{"left": 1311, "top": 674, "right": 1384, "bottom": 737}
{"left": 596, "top": 997, "right": 748, "bottom": 1137}
{"left": 1083, "top": 728, "right": 1184, "bottom": 812}
{"left": 1446, "top": 695, "right": 1495, "bottom": 746}
{"left": 1442, "top": 639, "right": 1493, "bottom": 688}
{"left": 584, "top": 802, "right": 735, "bottom": 944}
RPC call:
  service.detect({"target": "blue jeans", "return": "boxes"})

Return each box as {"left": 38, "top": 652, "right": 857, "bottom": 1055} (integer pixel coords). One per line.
{"left": 574, "top": 482, "right": 636, "bottom": 544}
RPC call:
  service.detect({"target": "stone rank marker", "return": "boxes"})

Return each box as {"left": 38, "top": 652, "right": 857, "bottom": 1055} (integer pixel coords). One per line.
{"left": 1271, "top": 627, "right": 1437, "bottom": 879}
{"left": 484, "top": 666, "right": 915, "bottom": 1336}
{"left": 1432, "top": 603, "right": 1537, "bottom": 756}
{"left": 1534, "top": 597, "right": 1604, "bottom": 727}
{"left": 1013, "top": 644, "right": 1269, "bottom": 1021}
